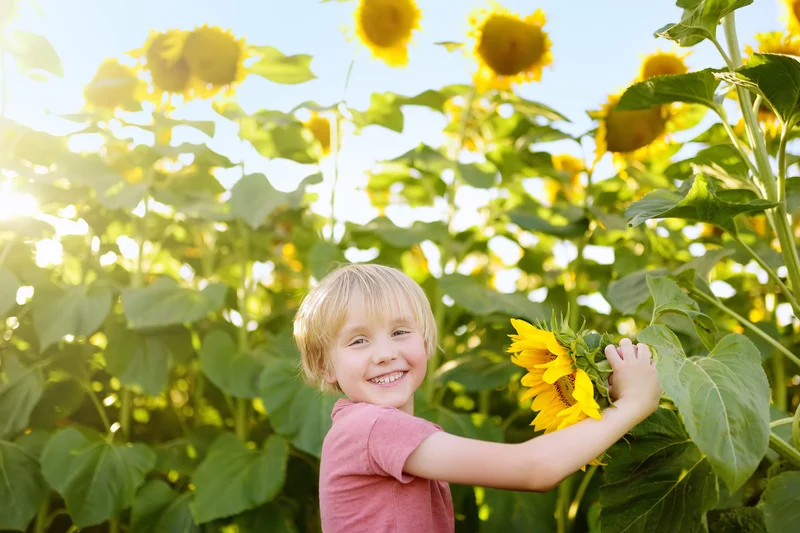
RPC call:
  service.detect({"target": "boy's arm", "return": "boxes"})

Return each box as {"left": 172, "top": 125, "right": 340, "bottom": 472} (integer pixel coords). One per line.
{"left": 403, "top": 398, "right": 648, "bottom": 492}
{"left": 405, "top": 339, "right": 661, "bottom": 492}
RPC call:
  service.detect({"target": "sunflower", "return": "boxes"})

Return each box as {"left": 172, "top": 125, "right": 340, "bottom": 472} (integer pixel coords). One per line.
{"left": 354, "top": 0, "right": 421, "bottom": 67}
{"left": 546, "top": 154, "right": 584, "bottom": 204}
{"left": 179, "top": 25, "right": 248, "bottom": 96}
{"left": 637, "top": 49, "right": 689, "bottom": 81}
{"left": 507, "top": 319, "right": 602, "bottom": 433}
{"left": 83, "top": 58, "right": 143, "bottom": 111}
{"left": 593, "top": 91, "right": 670, "bottom": 166}
{"left": 467, "top": 4, "right": 553, "bottom": 92}
{"left": 305, "top": 112, "right": 332, "bottom": 155}
{"left": 781, "top": 0, "right": 800, "bottom": 35}
{"left": 138, "top": 29, "right": 193, "bottom": 98}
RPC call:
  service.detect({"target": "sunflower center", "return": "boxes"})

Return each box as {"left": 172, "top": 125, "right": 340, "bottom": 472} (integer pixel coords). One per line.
{"left": 183, "top": 27, "right": 241, "bottom": 86}
{"left": 478, "top": 14, "right": 544, "bottom": 76}
{"left": 641, "top": 54, "right": 687, "bottom": 79}
{"left": 554, "top": 374, "right": 576, "bottom": 408}
{"left": 359, "top": 0, "right": 417, "bottom": 48}
{"left": 794, "top": 1, "right": 800, "bottom": 24}
{"left": 147, "top": 32, "right": 191, "bottom": 93}
{"left": 605, "top": 104, "right": 667, "bottom": 153}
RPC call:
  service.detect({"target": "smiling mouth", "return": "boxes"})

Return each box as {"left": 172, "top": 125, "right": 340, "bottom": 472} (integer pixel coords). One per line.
{"left": 368, "top": 371, "right": 407, "bottom": 385}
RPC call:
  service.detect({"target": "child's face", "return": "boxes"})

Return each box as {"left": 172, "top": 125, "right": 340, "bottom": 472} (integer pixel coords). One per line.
{"left": 325, "top": 295, "right": 427, "bottom": 415}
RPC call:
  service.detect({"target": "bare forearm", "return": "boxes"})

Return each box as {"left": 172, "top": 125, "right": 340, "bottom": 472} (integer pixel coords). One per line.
{"left": 522, "top": 400, "right": 648, "bottom": 488}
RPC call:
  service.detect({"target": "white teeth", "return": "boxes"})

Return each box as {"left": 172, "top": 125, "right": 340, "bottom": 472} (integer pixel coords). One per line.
{"left": 369, "top": 371, "right": 405, "bottom": 384}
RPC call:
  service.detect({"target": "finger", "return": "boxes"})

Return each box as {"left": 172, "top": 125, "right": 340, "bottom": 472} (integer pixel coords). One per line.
{"left": 605, "top": 344, "right": 623, "bottom": 367}
{"left": 619, "top": 337, "right": 637, "bottom": 360}
{"left": 617, "top": 347, "right": 624, "bottom": 360}
{"left": 636, "top": 343, "right": 652, "bottom": 364}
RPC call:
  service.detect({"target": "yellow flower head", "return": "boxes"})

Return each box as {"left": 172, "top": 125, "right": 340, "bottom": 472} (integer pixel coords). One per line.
{"left": 305, "top": 112, "right": 332, "bottom": 155}
{"left": 180, "top": 25, "right": 248, "bottom": 95}
{"left": 467, "top": 4, "right": 553, "bottom": 92}
{"left": 546, "top": 154, "right": 584, "bottom": 204}
{"left": 141, "top": 29, "right": 193, "bottom": 97}
{"left": 507, "top": 318, "right": 602, "bottom": 434}
{"left": 593, "top": 92, "right": 670, "bottom": 166}
{"left": 781, "top": 0, "right": 800, "bottom": 35}
{"left": 354, "top": 0, "right": 422, "bottom": 67}
{"left": 84, "top": 58, "right": 142, "bottom": 111}
{"left": 638, "top": 49, "right": 689, "bottom": 81}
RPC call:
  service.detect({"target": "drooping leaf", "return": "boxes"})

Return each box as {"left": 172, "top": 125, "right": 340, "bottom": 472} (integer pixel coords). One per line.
{"left": 351, "top": 217, "right": 448, "bottom": 248}
{"left": 104, "top": 327, "right": 171, "bottom": 396}
{"left": 759, "top": 471, "right": 800, "bottom": 533}
{"left": 351, "top": 92, "right": 405, "bottom": 133}
{"left": 638, "top": 326, "right": 770, "bottom": 492}
{"left": 3, "top": 30, "right": 63, "bottom": 77}
{"left": 0, "top": 357, "right": 44, "bottom": 439}
{"left": 646, "top": 275, "right": 718, "bottom": 348}
{"left": 655, "top": 0, "right": 754, "bottom": 46}
{"left": 190, "top": 433, "right": 289, "bottom": 524}
{"left": 32, "top": 283, "right": 113, "bottom": 351}
{"left": 607, "top": 268, "right": 669, "bottom": 315}
{"left": 308, "top": 241, "right": 346, "bottom": 280}
{"left": 230, "top": 173, "right": 321, "bottom": 229}
{"left": 433, "top": 351, "right": 520, "bottom": 392}
{"left": 121, "top": 277, "right": 226, "bottom": 329}
{"left": 0, "top": 267, "right": 20, "bottom": 318}
{"left": 0, "top": 440, "right": 49, "bottom": 532}
{"left": 248, "top": 46, "right": 316, "bottom": 85}
{"left": 718, "top": 53, "right": 800, "bottom": 127}
{"left": 618, "top": 69, "right": 722, "bottom": 110}
{"left": 600, "top": 409, "right": 718, "bottom": 533}
{"left": 199, "top": 329, "right": 263, "bottom": 399}
{"left": 130, "top": 480, "right": 199, "bottom": 533}
{"left": 40, "top": 428, "right": 155, "bottom": 527}
{"left": 258, "top": 357, "right": 338, "bottom": 457}
{"left": 509, "top": 209, "right": 590, "bottom": 238}
{"left": 457, "top": 162, "right": 497, "bottom": 188}
{"left": 238, "top": 113, "right": 316, "bottom": 164}
{"left": 626, "top": 174, "right": 777, "bottom": 235}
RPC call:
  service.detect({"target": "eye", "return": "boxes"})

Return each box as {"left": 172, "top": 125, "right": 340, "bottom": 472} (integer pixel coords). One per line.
{"left": 393, "top": 329, "right": 410, "bottom": 337}
{"left": 348, "top": 338, "right": 366, "bottom": 346}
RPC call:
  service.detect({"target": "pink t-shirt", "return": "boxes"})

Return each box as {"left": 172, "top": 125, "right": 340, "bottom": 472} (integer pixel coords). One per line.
{"left": 319, "top": 399, "right": 455, "bottom": 533}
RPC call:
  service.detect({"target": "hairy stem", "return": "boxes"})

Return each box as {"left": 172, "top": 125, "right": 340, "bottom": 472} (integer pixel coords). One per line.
{"left": 769, "top": 431, "right": 800, "bottom": 468}
{"left": 774, "top": 124, "right": 800, "bottom": 295}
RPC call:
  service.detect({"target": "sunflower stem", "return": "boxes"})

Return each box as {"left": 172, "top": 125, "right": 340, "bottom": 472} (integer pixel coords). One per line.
{"left": 328, "top": 112, "right": 341, "bottom": 243}
{"left": 556, "top": 475, "right": 574, "bottom": 533}
{"left": 712, "top": 105, "right": 761, "bottom": 182}
{"left": 773, "top": 124, "right": 800, "bottom": 298}
{"left": 82, "top": 382, "right": 113, "bottom": 439}
{"left": 235, "top": 221, "right": 251, "bottom": 442}
{"left": 793, "top": 403, "right": 800, "bottom": 450}
{"left": 769, "top": 431, "right": 800, "bottom": 468}
{"left": 567, "top": 465, "right": 598, "bottom": 531}
{"left": 33, "top": 498, "right": 49, "bottom": 533}
{"left": 731, "top": 233, "right": 800, "bottom": 315}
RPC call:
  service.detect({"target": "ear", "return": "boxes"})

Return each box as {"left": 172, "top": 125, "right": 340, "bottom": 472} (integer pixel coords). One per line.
{"left": 322, "top": 363, "right": 337, "bottom": 385}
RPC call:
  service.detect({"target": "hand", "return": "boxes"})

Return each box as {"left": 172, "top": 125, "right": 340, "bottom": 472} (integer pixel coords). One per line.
{"left": 604, "top": 338, "right": 661, "bottom": 422}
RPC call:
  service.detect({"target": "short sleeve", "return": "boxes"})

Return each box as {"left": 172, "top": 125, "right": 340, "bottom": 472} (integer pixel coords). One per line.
{"left": 366, "top": 407, "right": 441, "bottom": 483}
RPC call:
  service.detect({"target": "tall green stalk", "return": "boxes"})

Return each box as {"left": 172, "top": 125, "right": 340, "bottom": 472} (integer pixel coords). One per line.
{"left": 235, "top": 222, "right": 251, "bottom": 442}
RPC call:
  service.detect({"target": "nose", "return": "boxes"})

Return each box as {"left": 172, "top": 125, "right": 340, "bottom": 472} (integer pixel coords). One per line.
{"left": 371, "top": 338, "right": 397, "bottom": 365}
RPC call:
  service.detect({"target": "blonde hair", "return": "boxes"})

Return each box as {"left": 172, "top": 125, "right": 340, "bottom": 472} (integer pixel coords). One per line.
{"left": 293, "top": 263, "right": 437, "bottom": 392}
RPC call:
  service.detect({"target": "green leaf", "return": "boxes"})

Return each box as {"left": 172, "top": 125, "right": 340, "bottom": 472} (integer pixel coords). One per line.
{"left": 626, "top": 174, "right": 778, "bottom": 235}
{"left": 0, "top": 267, "right": 20, "bottom": 318}
{"left": 0, "top": 440, "right": 49, "bottom": 532}
{"left": 230, "top": 173, "right": 320, "bottom": 229}
{"left": 718, "top": 53, "right": 800, "bottom": 127}
{"left": 607, "top": 268, "right": 669, "bottom": 315}
{"left": 399, "top": 84, "right": 470, "bottom": 112}
{"left": 510, "top": 95, "right": 571, "bottom": 122}
{"left": 238, "top": 114, "right": 315, "bottom": 164}
{"left": 434, "top": 41, "right": 463, "bottom": 52}
{"left": 457, "top": 162, "right": 497, "bottom": 188}
{"left": 190, "top": 433, "right": 288, "bottom": 524}
{"left": 599, "top": 409, "right": 718, "bottom": 533}
{"left": 433, "top": 351, "right": 519, "bottom": 392}
{"left": 32, "top": 283, "right": 112, "bottom": 351}
{"left": 236, "top": 502, "right": 299, "bottom": 533}
{"left": 638, "top": 326, "right": 770, "bottom": 491}
{"left": 351, "top": 92, "right": 405, "bottom": 133}
{"left": 618, "top": 69, "right": 721, "bottom": 110}
{"left": 759, "top": 471, "right": 800, "bottom": 533}
{"left": 152, "top": 113, "right": 215, "bottom": 138}
{"left": 509, "top": 208, "right": 590, "bottom": 238}
{"left": 258, "top": 357, "right": 338, "bottom": 457}
{"left": 105, "top": 327, "right": 170, "bottom": 396}
{"left": 248, "top": 46, "right": 316, "bottom": 84}
{"left": 655, "top": 0, "right": 754, "bottom": 46}
{"left": 3, "top": 30, "right": 63, "bottom": 76}
{"left": 199, "top": 329, "right": 263, "bottom": 399}
{"left": 0, "top": 357, "right": 45, "bottom": 439}
{"left": 308, "top": 241, "right": 346, "bottom": 280}
{"left": 130, "top": 480, "right": 199, "bottom": 533}
{"left": 646, "top": 275, "right": 717, "bottom": 348}
{"left": 438, "top": 274, "right": 551, "bottom": 322}
{"left": 479, "top": 489, "right": 557, "bottom": 533}
{"left": 41, "top": 428, "right": 155, "bottom": 527}
{"left": 707, "top": 507, "right": 767, "bottom": 533}
{"left": 121, "top": 277, "right": 226, "bottom": 329}
{"left": 352, "top": 217, "right": 448, "bottom": 247}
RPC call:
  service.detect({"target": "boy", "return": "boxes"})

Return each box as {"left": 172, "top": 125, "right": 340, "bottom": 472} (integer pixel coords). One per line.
{"left": 293, "top": 264, "right": 661, "bottom": 533}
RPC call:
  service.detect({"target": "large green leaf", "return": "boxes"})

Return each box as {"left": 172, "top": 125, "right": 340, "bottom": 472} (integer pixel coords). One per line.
{"left": 656, "top": 0, "right": 753, "bottom": 46}
{"left": 509, "top": 209, "right": 590, "bottom": 238}
{"left": 352, "top": 217, "right": 448, "bottom": 247}
{"left": 3, "top": 30, "right": 63, "bottom": 76}
{"left": 638, "top": 326, "right": 770, "bottom": 491}
{"left": 618, "top": 69, "right": 721, "bottom": 110}
{"left": 457, "top": 162, "right": 497, "bottom": 188}
{"left": 32, "top": 283, "right": 113, "bottom": 351}
{"left": 230, "top": 173, "right": 321, "bottom": 229}
{"left": 130, "top": 480, "right": 199, "bottom": 533}
{"left": 190, "top": 433, "right": 288, "bottom": 524}
{"left": 718, "top": 53, "right": 800, "bottom": 126}
{"left": 438, "top": 274, "right": 550, "bottom": 322}
{"left": 105, "top": 327, "right": 171, "bottom": 396}
{"left": 0, "top": 267, "right": 20, "bottom": 318}
{"left": 599, "top": 409, "right": 718, "bottom": 533}
{"left": 646, "top": 275, "right": 717, "bottom": 349}
{"left": 308, "top": 241, "right": 346, "bottom": 279}
{"left": 607, "top": 268, "right": 668, "bottom": 315}
{"left": 433, "top": 351, "right": 519, "bottom": 392}
{"left": 258, "top": 357, "right": 338, "bottom": 457}
{"left": 248, "top": 46, "right": 316, "bottom": 84}
{"left": 238, "top": 113, "right": 316, "bottom": 164}
{"left": 626, "top": 174, "right": 777, "bottom": 235}
{"left": 759, "top": 471, "right": 800, "bottom": 533}
{"left": 479, "top": 489, "right": 557, "bottom": 533}
{"left": 41, "top": 428, "right": 155, "bottom": 527}
{"left": 352, "top": 92, "right": 405, "bottom": 133}
{"left": 0, "top": 440, "right": 49, "bottom": 532}
{"left": 0, "top": 357, "right": 44, "bottom": 439}
{"left": 121, "top": 277, "right": 226, "bottom": 329}
{"left": 707, "top": 507, "right": 767, "bottom": 532}
{"left": 236, "top": 503, "right": 299, "bottom": 533}
{"left": 199, "top": 329, "right": 262, "bottom": 399}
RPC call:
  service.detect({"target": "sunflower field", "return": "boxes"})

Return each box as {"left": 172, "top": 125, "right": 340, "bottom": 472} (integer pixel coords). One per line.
{"left": 1, "top": 0, "right": 800, "bottom": 531}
